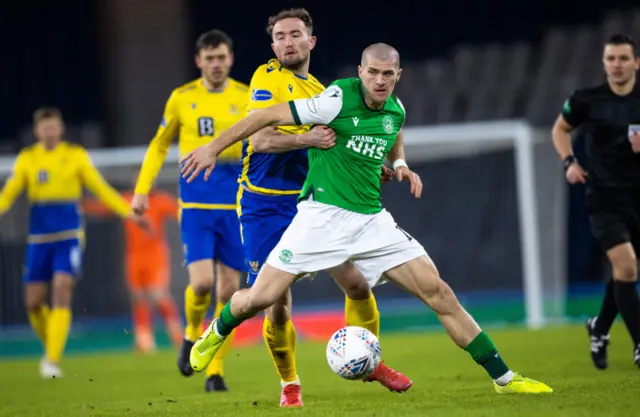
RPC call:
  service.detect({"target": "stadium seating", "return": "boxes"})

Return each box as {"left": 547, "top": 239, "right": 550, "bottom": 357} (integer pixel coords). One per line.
{"left": 335, "top": 8, "right": 640, "bottom": 126}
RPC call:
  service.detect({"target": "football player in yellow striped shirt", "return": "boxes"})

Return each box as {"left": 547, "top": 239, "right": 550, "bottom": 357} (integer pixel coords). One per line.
{"left": 0, "top": 107, "right": 142, "bottom": 379}
{"left": 131, "top": 30, "right": 247, "bottom": 392}
{"left": 235, "top": 9, "right": 409, "bottom": 407}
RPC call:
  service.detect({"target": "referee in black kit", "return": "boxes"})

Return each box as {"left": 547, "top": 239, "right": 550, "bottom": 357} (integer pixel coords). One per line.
{"left": 552, "top": 34, "right": 640, "bottom": 370}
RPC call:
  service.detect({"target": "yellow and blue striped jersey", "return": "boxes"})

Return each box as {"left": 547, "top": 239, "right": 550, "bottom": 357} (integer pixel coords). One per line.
{"left": 135, "top": 77, "right": 249, "bottom": 210}
{"left": 0, "top": 142, "right": 130, "bottom": 242}
{"left": 241, "top": 59, "right": 325, "bottom": 195}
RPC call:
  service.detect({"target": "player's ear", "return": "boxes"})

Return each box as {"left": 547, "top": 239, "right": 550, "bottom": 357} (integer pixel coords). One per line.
{"left": 271, "top": 42, "right": 276, "bottom": 55}
{"left": 635, "top": 56, "right": 640, "bottom": 70}
{"left": 194, "top": 53, "right": 202, "bottom": 70}
{"left": 396, "top": 68, "right": 403, "bottom": 82}
{"left": 308, "top": 35, "right": 317, "bottom": 51}
{"left": 228, "top": 52, "right": 234, "bottom": 67}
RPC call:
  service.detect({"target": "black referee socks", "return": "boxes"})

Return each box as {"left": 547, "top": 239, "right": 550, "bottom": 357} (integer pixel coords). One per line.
{"left": 595, "top": 279, "right": 618, "bottom": 335}
{"left": 613, "top": 280, "right": 640, "bottom": 347}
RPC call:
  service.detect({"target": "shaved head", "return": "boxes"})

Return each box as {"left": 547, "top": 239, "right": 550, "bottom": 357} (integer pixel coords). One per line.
{"left": 361, "top": 43, "right": 400, "bottom": 68}
{"left": 357, "top": 43, "right": 402, "bottom": 108}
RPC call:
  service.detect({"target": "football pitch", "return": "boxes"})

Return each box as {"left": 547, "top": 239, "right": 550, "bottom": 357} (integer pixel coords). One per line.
{"left": 1, "top": 324, "right": 639, "bottom": 416}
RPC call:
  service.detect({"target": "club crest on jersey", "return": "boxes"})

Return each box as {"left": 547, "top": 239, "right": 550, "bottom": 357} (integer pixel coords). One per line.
{"left": 382, "top": 116, "right": 394, "bottom": 134}
{"left": 249, "top": 261, "right": 260, "bottom": 273}
{"left": 628, "top": 125, "right": 640, "bottom": 142}
{"left": 191, "top": 103, "right": 197, "bottom": 110}
{"left": 229, "top": 105, "right": 238, "bottom": 115}
{"left": 252, "top": 89, "right": 273, "bottom": 101}
{"left": 288, "top": 84, "right": 293, "bottom": 93}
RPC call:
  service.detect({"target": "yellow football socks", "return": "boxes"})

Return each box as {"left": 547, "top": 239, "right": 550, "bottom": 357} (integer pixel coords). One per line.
{"left": 28, "top": 304, "right": 50, "bottom": 347}
{"left": 206, "top": 301, "right": 235, "bottom": 377}
{"left": 184, "top": 285, "right": 211, "bottom": 342}
{"left": 345, "top": 291, "right": 380, "bottom": 337}
{"left": 45, "top": 308, "right": 71, "bottom": 363}
{"left": 263, "top": 317, "right": 298, "bottom": 383}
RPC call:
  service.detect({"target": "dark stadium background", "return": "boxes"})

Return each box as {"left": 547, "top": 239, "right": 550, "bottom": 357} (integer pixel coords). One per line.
{"left": 0, "top": 0, "right": 637, "bottom": 329}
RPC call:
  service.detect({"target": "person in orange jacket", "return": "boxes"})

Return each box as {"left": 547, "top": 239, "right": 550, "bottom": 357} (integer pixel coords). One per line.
{"left": 83, "top": 171, "right": 182, "bottom": 352}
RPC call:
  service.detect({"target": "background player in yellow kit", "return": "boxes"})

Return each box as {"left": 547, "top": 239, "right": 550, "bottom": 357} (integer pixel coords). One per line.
{"left": 237, "top": 9, "right": 409, "bottom": 407}
{"left": 131, "top": 30, "right": 247, "bottom": 392}
{"left": 0, "top": 107, "right": 143, "bottom": 379}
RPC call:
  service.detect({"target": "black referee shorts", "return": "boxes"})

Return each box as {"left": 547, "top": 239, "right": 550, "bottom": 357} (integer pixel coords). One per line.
{"left": 587, "top": 189, "right": 640, "bottom": 253}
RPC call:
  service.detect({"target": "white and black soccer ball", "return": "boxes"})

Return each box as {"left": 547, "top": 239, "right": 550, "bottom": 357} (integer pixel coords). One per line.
{"left": 326, "top": 326, "right": 382, "bottom": 380}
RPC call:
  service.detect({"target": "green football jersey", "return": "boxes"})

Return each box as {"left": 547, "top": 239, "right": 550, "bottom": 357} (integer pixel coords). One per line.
{"left": 288, "top": 78, "right": 405, "bottom": 214}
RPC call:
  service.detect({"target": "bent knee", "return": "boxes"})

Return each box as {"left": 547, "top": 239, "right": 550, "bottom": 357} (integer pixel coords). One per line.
{"left": 401, "top": 258, "right": 459, "bottom": 313}
{"left": 343, "top": 279, "right": 371, "bottom": 300}
{"left": 188, "top": 260, "right": 215, "bottom": 294}
{"left": 246, "top": 290, "right": 276, "bottom": 312}
{"left": 25, "top": 299, "right": 45, "bottom": 312}
{"left": 612, "top": 260, "right": 637, "bottom": 282}
{"left": 265, "top": 304, "right": 291, "bottom": 325}
{"left": 608, "top": 244, "right": 637, "bottom": 281}
{"left": 51, "top": 274, "right": 75, "bottom": 307}
{"left": 428, "top": 279, "right": 461, "bottom": 315}
{"left": 331, "top": 262, "right": 370, "bottom": 299}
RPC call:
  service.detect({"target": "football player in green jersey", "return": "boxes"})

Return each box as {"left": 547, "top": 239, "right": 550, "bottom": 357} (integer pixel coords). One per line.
{"left": 182, "top": 43, "right": 553, "bottom": 396}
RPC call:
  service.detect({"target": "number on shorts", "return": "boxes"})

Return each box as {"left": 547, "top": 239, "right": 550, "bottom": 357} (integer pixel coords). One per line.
{"left": 198, "top": 117, "right": 214, "bottom": 137}
{"left": 396, "top": 225, "right": 413, "bottom": 241}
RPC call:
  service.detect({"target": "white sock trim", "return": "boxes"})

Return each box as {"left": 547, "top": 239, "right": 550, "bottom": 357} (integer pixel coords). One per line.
{"left": 281, "top": 376, "right": 301, "bottom": 388}
{"left": 493, "top": 370, "right": 515, "bottom": 386}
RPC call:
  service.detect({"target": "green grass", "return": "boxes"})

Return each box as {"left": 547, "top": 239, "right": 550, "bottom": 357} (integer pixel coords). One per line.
{"left": 1, "top": 324, "right": 639, "bottom": 416}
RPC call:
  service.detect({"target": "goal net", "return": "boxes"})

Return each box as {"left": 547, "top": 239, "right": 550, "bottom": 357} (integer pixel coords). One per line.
{"left": 0, "top": 121, "right": 566, "bottom": 333}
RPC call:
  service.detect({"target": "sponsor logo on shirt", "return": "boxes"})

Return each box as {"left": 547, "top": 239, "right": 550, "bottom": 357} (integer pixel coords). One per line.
{"left": 252, "top": 89, "right": 273, "bottom": 101}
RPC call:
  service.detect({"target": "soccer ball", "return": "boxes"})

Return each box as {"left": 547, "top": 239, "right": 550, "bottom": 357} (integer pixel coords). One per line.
{"left": 326, "top": 326, "right": 382, "bottom": 380}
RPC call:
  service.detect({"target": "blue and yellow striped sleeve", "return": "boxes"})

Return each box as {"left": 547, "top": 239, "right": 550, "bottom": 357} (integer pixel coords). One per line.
{"left": 0, "top": 152, "right": 27, "bottom": 215}
{"left": 135, "top": 91, "right": 180, "bottom": 195}
{"left": 78, "top": 149, "right": 131, "bottom": 218}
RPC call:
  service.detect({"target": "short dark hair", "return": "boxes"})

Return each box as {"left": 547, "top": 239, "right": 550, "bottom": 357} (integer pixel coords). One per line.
{"left": 196, "top": 29, "right": 233, "bottom": 53}
{"left": 33, "top": 107, "right": 63, "bottom": 124}
{"left": 266, "top": 8, "right": 313, "bottom": 38}
{"left": 605, "top": 34, "right": 636, "bottom": 55}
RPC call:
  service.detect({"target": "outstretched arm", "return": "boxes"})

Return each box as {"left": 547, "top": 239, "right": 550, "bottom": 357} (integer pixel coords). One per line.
{"left": 250, "top": 124, "right": 336, "bottom": 154}
{"left": 208, "top": 85, "right": 344, "bottom": 157}
{"left": 134, "top": 92, "right": 180, "bottom": 196}
{"left": 180, "top": 85, "right": 344, "bottom": 181}
{"left": 79, "top": 151, "right": 131, "bottom": 218}
{"left": 81, "top": 198, "right": 113, "bottom": 217}
{"left": 250, "top": 126, "right": 307, "bottom": 154}
{"left": 0, "top": 153, "right": 27, "bottom": 216}
{"left": 205, "top": 103, "right": 303, "bottom": 157}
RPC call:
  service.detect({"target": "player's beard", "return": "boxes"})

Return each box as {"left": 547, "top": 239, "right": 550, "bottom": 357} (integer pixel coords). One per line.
{"left": 281, "top": 54, "right": 309, "bottom": 73}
